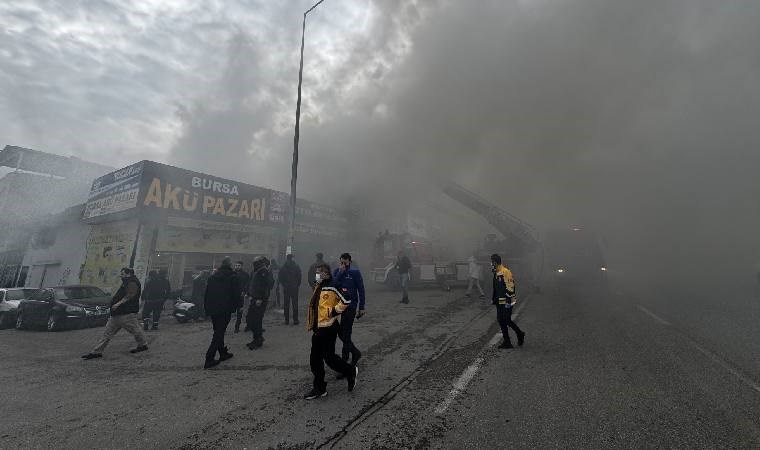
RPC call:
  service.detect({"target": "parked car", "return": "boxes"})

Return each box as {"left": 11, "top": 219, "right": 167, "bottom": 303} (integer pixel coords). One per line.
{"left": 16, "top": 285, "right": 112, "bottom": 331}
{"left": 0, "top": 288, "right": 40, "bottom": 329}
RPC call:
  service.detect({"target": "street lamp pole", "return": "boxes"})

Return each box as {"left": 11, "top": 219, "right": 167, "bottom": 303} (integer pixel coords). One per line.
{"left": 289, "top": 0, "right": 325, "bottom": 255}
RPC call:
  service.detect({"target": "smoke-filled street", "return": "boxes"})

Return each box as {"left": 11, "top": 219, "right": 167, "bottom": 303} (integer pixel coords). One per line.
{"left": 2, "top": 283, "right": 759, "bottom": 449}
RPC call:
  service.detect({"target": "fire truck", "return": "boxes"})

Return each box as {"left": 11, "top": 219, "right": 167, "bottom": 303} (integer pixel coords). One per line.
{"left": 370, "top": 233, "right": 454, "bottom": 290}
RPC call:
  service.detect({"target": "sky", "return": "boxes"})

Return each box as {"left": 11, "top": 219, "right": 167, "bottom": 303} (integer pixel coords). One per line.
{"left": 2, "top": 0, "right": 760, "bottom": 290}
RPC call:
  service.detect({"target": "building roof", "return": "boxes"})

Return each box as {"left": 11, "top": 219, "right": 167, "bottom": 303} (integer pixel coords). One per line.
{"left": 0, "top": 145, "right": 112, "bottom": 179}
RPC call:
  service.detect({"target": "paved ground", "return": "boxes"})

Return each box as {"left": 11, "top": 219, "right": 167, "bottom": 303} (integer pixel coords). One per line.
{"left": 2, "top": 283, "right": 759, "bottom": 449}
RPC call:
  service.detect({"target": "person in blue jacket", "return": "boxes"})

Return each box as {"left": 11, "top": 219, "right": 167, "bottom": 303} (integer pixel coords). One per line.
{"left": 332, "top": 253, "right": 365, "bottom": 366}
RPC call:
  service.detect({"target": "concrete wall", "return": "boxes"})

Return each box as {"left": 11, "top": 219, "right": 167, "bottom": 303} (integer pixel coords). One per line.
{"left": 21, "top": 220, "right": 90, "bottom": 288}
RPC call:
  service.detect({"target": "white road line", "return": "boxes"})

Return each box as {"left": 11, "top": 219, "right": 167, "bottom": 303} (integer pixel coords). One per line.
{"left": 692, "top": 343, "right": 760, "bottom": 393}
{"left": 636, "top": 305, "right": 671, "bottom": 325}
{"left": 434, "top": 306, "right": 525, "bottom": 415}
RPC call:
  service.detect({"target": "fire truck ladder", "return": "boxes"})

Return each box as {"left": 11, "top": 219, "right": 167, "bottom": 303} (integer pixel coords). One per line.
{"left": 442, "top": 182, "right": 540, "bottom": 252}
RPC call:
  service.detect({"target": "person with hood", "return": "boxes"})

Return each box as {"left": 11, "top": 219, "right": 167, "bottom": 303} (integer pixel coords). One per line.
{"left": 279, "top": 254, "right": 302, "bottom": 325}
{"left": 191, "top": 269, "right": 210, "bottom": 319}
{"left": 394, "top": 251, "right": 412, "bottom": 304}
{"left": 142, "top": 270, "right": 171, "bottom": 330}
{"left": 308, "top": 253, "right": 325, "bottom": 289}
{"left": 465, "top": 256, "right": 486, "bottom": 299}
{"left": 246, "top": 256, "right": 274, "bottom": 349}
{"left": 491, "top": 254, "right": 525, "bottom": 349}
{"left": 233, "top": 261, "right": 251, "bottom": 333}
{"left": 82, "top": 268, "right": 148, "bottom": 359}
{"left": 304, "top": 262, "right": 358, "bottom": 400}
{"left": 203, "top": 257, "right": 241, "bottom": 369}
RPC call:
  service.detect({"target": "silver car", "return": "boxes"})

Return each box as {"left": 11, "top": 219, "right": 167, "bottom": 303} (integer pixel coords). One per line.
{"left": 0, "top": 288, "right": 40, "bottom": 329}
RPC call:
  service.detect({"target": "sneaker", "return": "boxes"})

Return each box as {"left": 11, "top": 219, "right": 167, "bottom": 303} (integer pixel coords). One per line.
{"left": 130, "top": 345, "right": 149, "bottom": 354}
{"left": 517, "top": 332, "right": 525, "bottom": 346}
{"left": 81, "top": 353, "right": 102, "bottom": 360}
{"left": 204, "top": 359, "right": 220, "bottom": 369}
{"left": 347, "top": 366, "right": 359, "bottom": 392}
{"left": 498, "top": 341, "right": 514, "bottom": 349}
{"left": 304, "top": 388, "right": 327, "bottom": 400}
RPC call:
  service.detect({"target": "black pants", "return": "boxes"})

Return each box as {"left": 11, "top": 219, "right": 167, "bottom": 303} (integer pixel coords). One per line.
{"left": 234, "top": 295, "right": 246, "bottom": 331}
{"left": 496, "top": 304, "right": 523, "bottom": 343}
{"left": 143, "top": 300, "right": 163, "bottom": 326}
{"left": 205, "top": 313, "right": 232, "bottom": 361}
{"left": 338, "top": 307, "right": 361, "bottom": 362}
{"left": 247, "top": 300, "right": 267, "bottom": 341}
{"left": 311, "top": 323, "right": 354, "bottom": 391}
{"left": 283, "top": 287, "right": 299, "bottom": 323}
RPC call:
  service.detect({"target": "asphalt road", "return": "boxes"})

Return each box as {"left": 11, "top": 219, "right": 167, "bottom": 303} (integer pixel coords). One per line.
{"left": 1, "top": 283, "right": 759, "bottom": 449}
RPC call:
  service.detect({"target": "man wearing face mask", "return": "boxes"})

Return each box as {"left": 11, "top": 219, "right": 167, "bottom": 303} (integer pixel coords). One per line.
{"left": 246, "top": 257, "right": 274, "bottom": 349}
{"left": 304, "top": 263, "right": 358, "bottom": 400}
{"left": 332, "top": 253, "right": 365, "bottom": 366}
{"left": 491, "top": 254, "right": 525, "bottom": 349}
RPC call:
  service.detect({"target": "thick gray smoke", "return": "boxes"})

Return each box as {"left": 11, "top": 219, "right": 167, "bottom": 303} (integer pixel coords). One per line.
{"left": 166, "top": 0, "right": 760, "bottom": 292}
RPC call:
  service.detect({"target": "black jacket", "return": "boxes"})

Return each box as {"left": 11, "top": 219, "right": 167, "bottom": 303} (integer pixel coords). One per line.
{"left": 111, "top": 276, "right": 141, "bottom": 316}
{"left": 279, "top": 260, "right": 302, "bottom": 289}
{"left": 248, "top": 267, "right": 274, "bottom": 300}
{"left": 395, "top": 256, "right": 412, "bottom": 275}
{"left": 143, "top": 277, "right": 170, "bottom": 302}
{"left": 204, "top": 267, "right": 241, "bottom": 316}
{"left": 235, "top": 270, "right": 251, "bottom": 296}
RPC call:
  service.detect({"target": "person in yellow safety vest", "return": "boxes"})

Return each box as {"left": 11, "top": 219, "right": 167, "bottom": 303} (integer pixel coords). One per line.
{"left": 491, "top": 254, "right": 525, "bottom": 349}
{"left": 304, "top": 263, "right": 359, "bottom": 400}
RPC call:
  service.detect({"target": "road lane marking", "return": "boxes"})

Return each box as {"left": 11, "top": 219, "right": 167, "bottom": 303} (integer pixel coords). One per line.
{"left": 637, "top": 305, "right": 760, "bottom": 395}
{"left": 636, "top": 305, "right": 671, "bottom": 325}
{"left": 434, "top": 303, "right": 527, "bottom": 416}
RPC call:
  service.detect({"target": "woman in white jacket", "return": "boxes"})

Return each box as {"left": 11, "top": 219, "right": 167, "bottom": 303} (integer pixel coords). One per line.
{"left": 465, "top": 256, "right": 486, "bottom": 299}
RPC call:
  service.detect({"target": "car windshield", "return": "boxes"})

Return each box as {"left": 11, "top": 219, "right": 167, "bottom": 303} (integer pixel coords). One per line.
{"left": 54, "top": 286, "right": 107, "bottom": 300}
{"left": 4, "top": 289, "right": 39, "bottom": 300}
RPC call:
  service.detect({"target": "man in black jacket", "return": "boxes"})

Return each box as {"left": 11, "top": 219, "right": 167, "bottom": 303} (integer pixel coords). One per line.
{"left": 191, "top": 269, "right": 210, "bottom": 319}
{"left": 279, "top": 254, "right": 302, "bottom": 325}
{"left": 246, "top": 257, "right": 274, "bottom": 349}
{"left": 203, "top": 258, "right": 241, "bottom": 368}
{"left": 233, "top": 261, "right": 251, "bottom": 333}
{"left": 142, "top": 270, "right": 171, "bottom": 331}
{"left": 82, "top": 268, "right": 148, "bottom": 359}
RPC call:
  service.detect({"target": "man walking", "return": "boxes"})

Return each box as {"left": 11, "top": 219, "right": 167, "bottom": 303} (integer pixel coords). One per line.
{"left": 142, "top": 270, "right": 171, "bottom": 330}
{"left": 304, "top": 263, "right": 358, "bottom": 400}
{"left": 308, "top": 253, "right": 326, "bottom": 289}
{"left": 203, "top": 257, "right": 240, "bottom": 369}
{"left": 491, "top": 254, "right": 525, "bottom": 349}
{"left": 82, "top": 268, "right": 148, "bottom": 359}
{"left": 465, "top": 256, "right": 486, "bottom": 299}
{"left": 233, "top": 261, "right": 251, "bottom": 333}
{"left": 246, "top": 257, "right": 274, "bottom": 349}
{"left": 395, "top": 251, "right": 412, "bottom": 304}
{"left": 332, "top": 253, "right": 365, "bottom": 366}
{"left": 279, "top": 254, "right": 302, "bottom": 325}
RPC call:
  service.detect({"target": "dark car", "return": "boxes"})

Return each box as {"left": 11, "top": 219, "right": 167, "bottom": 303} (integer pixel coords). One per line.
{"left": 15, "top": 285, "right": 112, "bottom": 331}
{"left": 544, "top": 227, "right": 608, "bottom": 290}
{"left": 0, "top": 288, "right": 40, "bottom": 329}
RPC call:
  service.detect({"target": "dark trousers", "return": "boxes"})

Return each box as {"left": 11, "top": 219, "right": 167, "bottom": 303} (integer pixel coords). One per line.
{"left": 205, "top": 313, "right": 232, "bottom": 361}
{"left": 496, "top": 304, "right": 523, "bottom": 343}
{"left": 338, "top": 307, "right": 361, "bottom": 362}
{"left": 143, "top": 300, "right": 163, "bottom": 326}
{"left": 247, "top": 300, "right": 267, "bottom": 340}
{"left": 283, "top": 287, "right": 299, "bottom": 322}
{"left": 311, "top": 323, "right": 354, "bottom": 391}
{"left": 234, "top": 295, "right": 247, "bottom": 331}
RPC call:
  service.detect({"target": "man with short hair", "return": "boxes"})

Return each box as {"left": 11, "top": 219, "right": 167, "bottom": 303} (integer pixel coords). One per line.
{"left": 82, "top": 268, "right": 148, "bottom": 360}
{"left": 246, "top": 257, "right": 274, "bottom": 349}
{"left": 491, "top": 254, "right": 525, "bottom": 349}
{"left": 279, "top": 254, "right": 302, "bottom": 325}
{"left": 203, "top": 257, "right": 240, "bottom": 368}
{"left": 395, "top": 251, "right": 412, "bottom": 304}
{"left": 332, "top": 253, "right": 365, "bottom": 366}
{"left": 308, "top": 253, "right": 325, "bottom": 289}
{"left": 304, "top": 263, "right": 358, "bottom": 400}
{"left": 233, "top": 261, "right": 251, "bottom": 333}
{"left": 142, "top": 269, "right": 171, "bottom": 330}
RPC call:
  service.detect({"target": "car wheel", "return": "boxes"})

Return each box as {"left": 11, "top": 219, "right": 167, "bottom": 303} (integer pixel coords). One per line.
{"left": 15, "top": 312, "right": 26, "bottom": 330}
{"left": 47, "top": 313, "right": 61, "bottom": 332}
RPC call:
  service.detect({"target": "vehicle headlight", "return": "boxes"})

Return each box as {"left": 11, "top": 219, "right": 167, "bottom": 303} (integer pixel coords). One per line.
{"left": 65, "top": 305, "right": 85, "bottom": 314}
{"left": 600, "top": 267, "right": 607, "bottom": 272}
{"left": 556, "top": 268, "right": 565, "bottom": 273}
